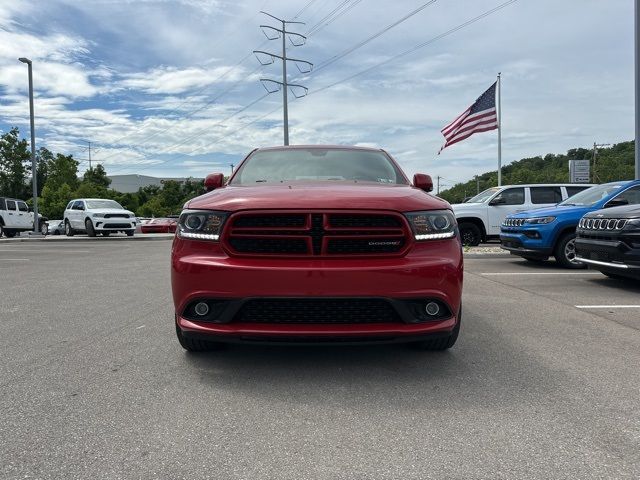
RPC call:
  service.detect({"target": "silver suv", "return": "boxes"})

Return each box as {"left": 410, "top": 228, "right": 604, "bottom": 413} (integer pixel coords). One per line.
{"left": 64, "top": 198, "right": 136, "bottom": 237}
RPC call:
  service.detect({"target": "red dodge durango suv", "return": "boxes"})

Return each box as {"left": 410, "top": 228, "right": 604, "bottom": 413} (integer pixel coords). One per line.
{"left": 171, "top": 146, "right": 463, "bottom": 351}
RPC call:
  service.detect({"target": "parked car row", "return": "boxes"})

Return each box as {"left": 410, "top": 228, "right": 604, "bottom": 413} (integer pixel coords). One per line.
{"left": 498, "top": 180, "right": 640, "bottom": 280}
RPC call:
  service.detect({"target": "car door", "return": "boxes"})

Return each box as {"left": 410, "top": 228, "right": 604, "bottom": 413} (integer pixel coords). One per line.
{"left": 70, "top": 201, "right": 84, "bottom": 229}
{"left": 486, "top": 187, "right": 526, "bottom": 235}
{"left": 16, "top": 201, "right": 32, "bottom": 229}
{"left": 4, "top": 200, "right": 20, "bottom": 228}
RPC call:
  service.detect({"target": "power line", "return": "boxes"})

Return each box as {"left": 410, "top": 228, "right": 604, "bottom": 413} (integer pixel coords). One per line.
{"left": 306, "top": 0, "right": 519, "bottom": 97}
{"left": 314, "top": 0, "right": 438, "bottom": 72}
{"left": 106, "top": 93, "right": 270, "bottom": 175}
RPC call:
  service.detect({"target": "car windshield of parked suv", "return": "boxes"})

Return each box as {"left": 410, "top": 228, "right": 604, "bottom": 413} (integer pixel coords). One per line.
{"left": 559, "top": 183, "right": 626, "bottom": 206}
{"left": 466, "top": 187, "right": 501, "bottom": 203}
{"left": 230, "top": 149, "right": 408, "bottom": 185}
{"left": 85, "top": 200, "right": 125, "bottom": 209}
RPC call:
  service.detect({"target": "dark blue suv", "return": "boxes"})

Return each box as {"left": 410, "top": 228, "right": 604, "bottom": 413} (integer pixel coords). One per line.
{"left": 500, "top": 180, "right": 640, "bottom": 268}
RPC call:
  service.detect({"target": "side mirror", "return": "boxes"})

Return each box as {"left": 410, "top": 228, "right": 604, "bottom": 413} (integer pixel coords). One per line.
{"left": 604, "top": 198, "right": 629, "bottom": 208}
{"left": 413, "top": 173, "right": 433, "bottom": 192}
{"left": 204, "top": 173, "right": 225, "bottom": 192}
{"left": 489, "top": 197, "right": 506, "bottom": 206}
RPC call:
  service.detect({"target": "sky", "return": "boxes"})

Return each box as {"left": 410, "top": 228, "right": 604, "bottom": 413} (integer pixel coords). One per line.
{"left": 0, "top": 0, "right": 634, "bottom": 191}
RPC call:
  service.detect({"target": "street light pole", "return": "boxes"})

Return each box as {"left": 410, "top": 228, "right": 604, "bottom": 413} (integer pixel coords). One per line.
{"left": 18, "top": 57, "right": 40, "bottom": 234}
{"left": 636, "top": 0, "right": 640, "bottom": 179}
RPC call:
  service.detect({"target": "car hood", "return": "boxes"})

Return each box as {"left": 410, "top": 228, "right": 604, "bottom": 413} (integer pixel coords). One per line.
{"left": 187, "top": 183, "right": 450, "bottom": 212}
{"left": 584, "top": 204, "right": 640, "bottom": 219}
{"left": 509, "top": 204, "right": 592, "bottom": 218}
{"left": 91, "top": 208, "right": 134, "bottom": 216}
{"left": 451, "top": 202, "right": 485, "bottom": 211}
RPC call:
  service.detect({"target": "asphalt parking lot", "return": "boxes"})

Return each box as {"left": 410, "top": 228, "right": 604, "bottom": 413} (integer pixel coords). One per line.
{"left": 1, "top": 240, "right": 639, "bottom": 479}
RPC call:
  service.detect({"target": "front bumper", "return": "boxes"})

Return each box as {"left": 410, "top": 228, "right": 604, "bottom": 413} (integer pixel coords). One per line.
{"left": 94, "top": 219, "right": 136, "bottom": 231}
{"left": 500, "top": 230, "right": 552, "bottom": 258}
{"left": 575, "top": 236, "right": 640, "bottom": 278}
{"left": 172, "top": 237, "right": 463, "bottom": 341}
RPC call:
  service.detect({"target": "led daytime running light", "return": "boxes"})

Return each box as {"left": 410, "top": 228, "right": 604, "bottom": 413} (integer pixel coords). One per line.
{"left": 415, "top": 232, "right": 456, "bottom": 240}
{"left": 179, "top": 232, "right": 220, "bottom": 241}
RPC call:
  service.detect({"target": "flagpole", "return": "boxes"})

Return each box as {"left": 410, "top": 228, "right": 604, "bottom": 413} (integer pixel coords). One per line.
{"left": 497, "top": 72, "right": 502, "bottom": 186}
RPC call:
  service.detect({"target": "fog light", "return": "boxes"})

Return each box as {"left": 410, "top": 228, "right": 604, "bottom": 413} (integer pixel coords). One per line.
{"left": 425, "top": 302, "right": 440, "bottom": 316}
{"left": 194, "top": 302, "right": 210, "bottom": 316}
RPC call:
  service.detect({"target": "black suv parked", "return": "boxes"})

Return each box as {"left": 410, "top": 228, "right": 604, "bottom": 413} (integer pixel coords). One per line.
{"left": 575, "top": 204, "right": 640, "bottom": 280}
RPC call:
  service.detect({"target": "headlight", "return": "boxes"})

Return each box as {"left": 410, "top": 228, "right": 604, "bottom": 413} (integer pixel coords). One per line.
{"left": 523, "top": 216, "right": 556, "bottom": 225}
{"left": 92, "top": 213, "right": 105, "bottom": 218}
{"left": 177, "top": 210, "right": 227, "bottom": 241}
{"left": 405, "top": 210, "right": 457, "bottom": 240}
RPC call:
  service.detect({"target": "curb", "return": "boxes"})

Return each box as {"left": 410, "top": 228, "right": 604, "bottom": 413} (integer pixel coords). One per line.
{"left": 0, "top": 234, "right": 175, "bottom": 243}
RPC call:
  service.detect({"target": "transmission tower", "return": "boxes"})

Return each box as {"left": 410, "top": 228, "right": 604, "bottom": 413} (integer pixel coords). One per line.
{"left": 254, "top": 11, "right": 313, "bottom": 145}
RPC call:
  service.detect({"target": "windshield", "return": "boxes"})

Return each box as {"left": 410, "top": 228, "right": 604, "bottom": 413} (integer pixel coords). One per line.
{"left": 85, "top": 200, "right": 125, "bottom": 209}
{"left": 466, "top": 187, "right": 500, "bottom": 203}
{"left": 558, "top": 183, "right": 625, "bottom": 206}
{"left": 230, "top": 148, "right": 408, "bottom": 185}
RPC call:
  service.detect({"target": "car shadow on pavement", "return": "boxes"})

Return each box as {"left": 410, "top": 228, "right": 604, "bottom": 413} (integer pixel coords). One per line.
{"left": 180, "top": 314, "right": 564, "bottom": 409}
{"left": 583, "top": 276, "right": 640, "bottom": 292}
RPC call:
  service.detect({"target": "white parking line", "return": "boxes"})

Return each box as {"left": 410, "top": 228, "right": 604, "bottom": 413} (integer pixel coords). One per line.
{"left": 576, "top": 305, "right": 640, "bottom": 309}
{"left": 0, "top": 249, "right": 91, "bottom": 253}
{"left": 0, "top": 258, "right": 30, "bottom": 261}
{"left": 481, "top": 272, "right": 601, "bottom": 276}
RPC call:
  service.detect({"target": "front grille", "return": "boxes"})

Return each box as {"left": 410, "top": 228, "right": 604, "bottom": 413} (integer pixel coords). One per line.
{"left": 579, "top": 218, "right": 627, "bottom": 230}
{"left": 103, "top": 223, "right": 131, "bottom": 228}
{"left": 233, "top": 298, "right": 402, "bottom": 324}
{"left": 224, "top": 211, "right": 409, "bottom": 257}
{"left": 503, "top": 218, "right": 525, "bottom": 227}
{"left": 104, "top": 214, "right": 130, "bottom": 219}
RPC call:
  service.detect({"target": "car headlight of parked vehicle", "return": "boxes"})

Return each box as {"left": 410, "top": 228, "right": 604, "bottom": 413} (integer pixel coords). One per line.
{"left": 523, "top": 216, "right": 556, "bottom": 225}
{"left": 177, "top": 210, "right": 228, "bottom": 241}
{"left": 405, "top": 210, "right": 457, "bottom": 240}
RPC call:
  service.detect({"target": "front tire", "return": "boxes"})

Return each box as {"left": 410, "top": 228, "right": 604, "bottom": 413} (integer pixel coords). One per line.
{"left": 40, "top": 222, "right": 48, "bottom": 235}
{"left": 65, "top": 220, "right": 75, "bottom": 237}
{"left": 126, "top": 230, "right": 134, "bottom": 237}
{"left": 85, "top": 219, "right": 96, "bottom": 237}
{"left": 459, "top": 222, "right": 482, "bottom": 246}
{"left": 102, "top": 231, "right": 110, "bottom": 237}
{"left": 175, "top": 323, "right": 224, "bottom": 352}
{"left": 554, "top": 233, "right": 586, "bottom": 269}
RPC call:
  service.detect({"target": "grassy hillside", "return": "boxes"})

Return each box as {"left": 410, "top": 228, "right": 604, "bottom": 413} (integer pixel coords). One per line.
{"left": 438, "top": 141, "right": 636, "bottom": 204}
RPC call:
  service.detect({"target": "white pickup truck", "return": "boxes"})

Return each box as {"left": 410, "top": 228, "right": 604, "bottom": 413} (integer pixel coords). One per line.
{"left": 451, "top": 183, "right": 594, "bottom": 245}
{"left": 0, "top": 196, "right": 47, "bottom": 237}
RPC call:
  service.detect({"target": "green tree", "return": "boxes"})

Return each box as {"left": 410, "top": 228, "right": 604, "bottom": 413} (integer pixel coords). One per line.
{"left": 36, "top": 147, "right": 54, "bottom": 196}
{"left": 0, "top": 127, "right": 30, "bottom": 198}
{"left": 47, "top": 153, "right": 79, "bottom": 190}
{"left": 40, "top": 183, "right": 74, "bottom": 219}
{"left": 83, "top": 164, "right": 111, "bottom": 189}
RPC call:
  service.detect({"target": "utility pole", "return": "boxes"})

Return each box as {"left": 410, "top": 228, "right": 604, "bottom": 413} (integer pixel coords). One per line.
{"left": 254, "top": 11, "right": 312, "bottom": 146}
{"left": 436, "top": 175, "right": 441, "bottom": 195}
{"left": 475, "top": 175, "right": 480, "bottom": 194}
{"left": 230, "top": 163, "right": 235, "bottom": 175}
{"left": 592, "top": 142, "right": 610, "bottom": 183}
{"left": 18, "top": 57, "right": 40, "bottom": 235}
{"left": 636, "top": 0, "right": 640, "bottom": 178}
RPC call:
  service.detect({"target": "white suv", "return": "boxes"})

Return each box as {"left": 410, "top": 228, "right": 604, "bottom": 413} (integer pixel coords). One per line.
{"left": 0, "top": 196, "right": 47, "bottom": 237}
{"left": 64, "top": 198, "right": 136, "bottom": 237}
{"left": 452, "top": 184, "right": 594, "bottom": 245}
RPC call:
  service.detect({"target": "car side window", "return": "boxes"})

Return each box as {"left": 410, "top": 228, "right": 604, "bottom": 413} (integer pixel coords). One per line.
{"left": 72, "top": 201, "right": 84, "bottom": 210}
{"left": 0, "top": 198, "right": 5, "bottom": 210}
{"left": 17, "top": 201, "right": 29, "bottom": 212}
{"left": 530, "top": 187, "right": 562, "bottom": 204}
{"left": 6, "top": 200, "right": 16, "bottom": 210}
{"left": 493, "top": 187, "right": 524, "bottom": 205}
{"left": 612, "top": 185, "right": 640, "bottom": 205}
{"left": 566, "top": 186, "right": 590, "bottom": 197}
{"left": 66, "top": 201, "right": 74, "bottom": 210}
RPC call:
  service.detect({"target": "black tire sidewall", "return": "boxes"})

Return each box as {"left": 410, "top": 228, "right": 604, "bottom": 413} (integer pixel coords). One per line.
{"left": 554, "top": 233, "right": 585, "bottom": 269}
{"left": 459, "top": 223, "right": 481, "bottom": 246}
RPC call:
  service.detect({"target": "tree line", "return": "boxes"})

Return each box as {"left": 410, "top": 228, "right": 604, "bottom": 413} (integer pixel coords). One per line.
{"left": 0, "top": 127, "right": 206, "bottom": 219}
{"left": 438, "top": 141, "right": 636, "bottom": 204}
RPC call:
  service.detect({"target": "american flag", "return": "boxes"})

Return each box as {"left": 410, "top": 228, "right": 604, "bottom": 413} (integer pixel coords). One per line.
{"left": 438, "top": 82, "right": 498, "bottom": 154}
